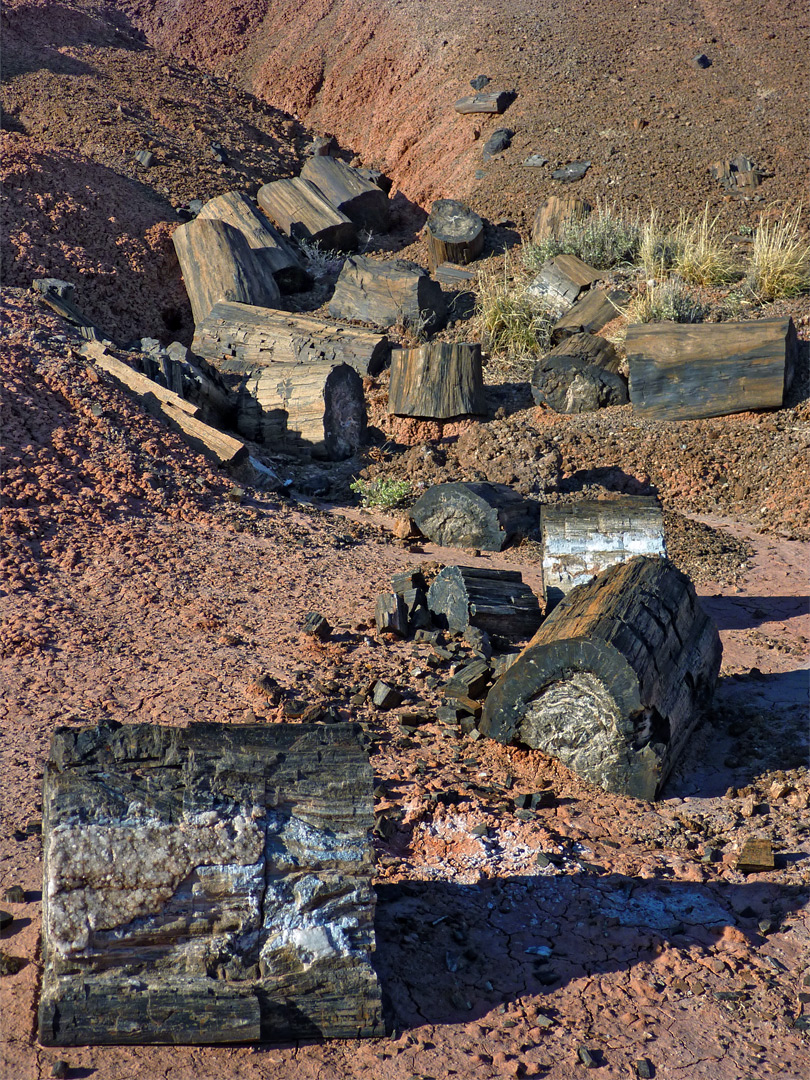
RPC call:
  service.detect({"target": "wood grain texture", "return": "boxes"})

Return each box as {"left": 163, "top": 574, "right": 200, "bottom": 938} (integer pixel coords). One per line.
{"left": 427, "top": 565, "right": 543, "bottom": 639}
{"left": 530, "top": 195, "right": 591, "bottom": 244}
{"left": 551, "top": 287, "right": 630, "bottom": 342}
{"left": 196, "top": 190, "right": 311, "bottom": 293}
{"left": 424, "top": 200, "right": 485, "bottom": 271}
{"left": 39, "top": 722, "right": 383, "bottom": 1045}
{"left": 257, "top": 177, "right": 357, "bottom": 251}
{"left": 328, "top": 256, "right": 447, "bottom": 333}
{"left": 172, "top": 218, "right": 281, "bottom": 325}
{"left": 388, "top": 341, "right": 485, "bottom": 418}
{"left": 540, "top": 496, "right": 666, "bottom": 598}
{"left": 454, "top": 90, "right": 514, "bottom": 114}
{"left": 626, "top": 317, "right": 797, "bottom": 421}
{"left": 480, "top": 556, "right": 722, "bottom": 800}
{"left": 410, "top": 482, "right": 539, "bottom": 552}
{"left": 301, "top": 157, "right": 390, "bottom": 233}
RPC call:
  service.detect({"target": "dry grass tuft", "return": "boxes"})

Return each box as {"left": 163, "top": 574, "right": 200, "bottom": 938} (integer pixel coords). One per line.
{"left": 746, "top": 207, "right": 810, "bottom": 301}
{"left": 671, "top": 206, "right": 739, "bottom": 285}
{"left": 474, "top": 261, "right": 557, "bottom": 360}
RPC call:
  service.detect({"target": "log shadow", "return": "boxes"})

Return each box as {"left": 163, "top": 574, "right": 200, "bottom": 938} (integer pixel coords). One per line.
{"left": 483, "top": 222, "right": 523, "bottom": 258}
{"left": 383, "top": 192, "right": 430, "bottom": 252}
{"left": 561, "top": 466, "right": 660, "bottom": 497}
{"left": 374, "top": 873, "right": 807, "bottom": 1030}
{"left": 484, "top": 382, "right": 536, "bottom": 417}
{"left": 785, "top": 337, "right": 809, "bottom": 408}
{"left": 699, "top": 594, "right": 810, "bottom": 631}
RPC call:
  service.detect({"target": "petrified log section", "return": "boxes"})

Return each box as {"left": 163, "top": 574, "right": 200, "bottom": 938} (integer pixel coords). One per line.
{"left": 527, "top": 254, "right": 603, "bottom": 310}
{"left": 427, "top": 566, "right": 543, "bottom": 638}
{"left": 454, "top": 90, "right": 515, "bottom": 114}
{"left": 172, "top": 218, "right": 281, "bottom": 325}
{"left": 301, "top": 157, "right": 390, "bottom": 233}
{"left": 541, "top": 497, "right": 666, "bottom": 600}
{"left": 626, "top": 317, "right": 797, "bottom": 421}
{"left": 531, "top": 195, "right": 591, "bottom": 244}
{"left": 328, "top": 256, "right": 447, "bottom": 333}
{"left": 410, "top": 482, "right": 539, "bottom": 552}
{"left": 551, "top": 286, "right": 630, "bottom": 342}
{"left": 193, "top": 300, "right": 390, "bottom": 377}
{"left": 531, "top": 333, "right": 628, "bottom": 413}
{"left": 424, "top": 200, "right": 485, "bottom": 271}
{"left": 39, "top": 722, "right": 384, "bottom": 1045}
{"left": 196, "top": 190, "right": 311, "bottom": 293}
{"left": 479, "top": 556, "right": 722, "bottom": 800}
{"left": 388, "top": 342, "right": 485, "bottom": 418}
{"left": 257, "top": 177, "right": 357, "bottom": 251}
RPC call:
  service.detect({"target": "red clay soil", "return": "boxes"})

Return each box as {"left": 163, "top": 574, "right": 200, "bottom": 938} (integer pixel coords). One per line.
{"left": 1, "top": 2, "right": 809, "bottom": 1078}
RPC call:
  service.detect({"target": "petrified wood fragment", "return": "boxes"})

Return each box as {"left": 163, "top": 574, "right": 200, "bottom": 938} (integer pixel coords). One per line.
{"left": 424, "top": 199, "right": 485, "bottom": 271}
{"left": 328, "top": 256, "right": 447, "bottom": 333}
{"left": 301, "top": 157, "right": 390, "bottom": 233}
{"left": 480, "top": 557, "right": 722, "bottom": 800}
{"left": 427, "top": 566, "right": 543, "bottom": 639}
{"left": 526, "top": 254, "right": 603, "bottom": 310}
{"left": 531, "top": 333, "right": 628, "bottom": 413}
{"left": 39, "top": 722, "right": 383, "bottom": 1045}
{"left": 410, "top": 482, "right": 539, "bottom": 552}
{"left": 388, "top": 342, "right": 485, "bottom": 418}
{"left": 530, "top": 195, "right": 591, "bottom": 244}
{"left": 257, "top": 177, "right": 357, "bottom": 251}
{"left": 551, "top": 287, "right": 630, "bottom": 342}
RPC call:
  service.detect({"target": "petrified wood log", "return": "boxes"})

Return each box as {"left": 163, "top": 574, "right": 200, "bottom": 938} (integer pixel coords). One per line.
{"left": 526, "top": 254, "right": 603, "bottom": 310}
{"left": 410, "top": 482, "right": 539, "bottom": 552}
{"left": 551, "top": 286, "right": 630, "bottom": 342}
{"left": 172, "top": 218, "right": 281, "bottom": 325}
{"left": 39, "top": 721, "right": 384, "bottom": 1045}
{"left": 192, "top": 300, "right": 390, "bottom": 377}
{"left": 479, "top": 556, "right": 722, "bottom": 800}
{"left": 196, "top": 190, "right": 312, "bottom": 293}
{"left": 453, "top": 90, "right": 515, "bottom": 114}
{"left": 301, "top": 157, "right": 390, "bottom": 233}
{"left": 257, "top": 177, "right": 357, "bottom": 251}
{"left": 328, "top": 256, "right": 447, "bottom": 333}
{"left": 427, "top": 565, "right": 543, "bottom": 638}
{"left": 388, "top": 341, "right": 485, "bottom": 418}
{"left": 540, "top": 496, "right": 666, "bottom": 600}
{"left": 236, "top": 361, "right": 367, "bottom": 460}
{"left": 531, "top": 333, "right": 628, "bottom": 413}
{"left": 626, "top": 317, "right": 797, "bottom": 421}
{"left": 424, "top": 199, "right": 485, "bottom": 271}
{"left": 530, "top": 195, "right": 591, "bottom": 244}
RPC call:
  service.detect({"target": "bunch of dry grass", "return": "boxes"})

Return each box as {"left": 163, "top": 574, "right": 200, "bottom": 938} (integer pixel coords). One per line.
{"left": 474, "top": 262, "right": 556, "bottom": 360}
{"left": 670, "top": 206, "right": 739, "bottom": 285}
{"left": 746, "top": 207, "right": 810, "bottom": 300}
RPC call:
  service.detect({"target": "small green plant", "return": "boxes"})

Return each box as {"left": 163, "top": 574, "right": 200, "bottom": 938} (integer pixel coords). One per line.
{"left": 670, "top": 206, "right": 739, "bottom": 285}
{"left": 475, "top": 262, "right": 556, "bottom": 358}
{"left": 628, "top": 278, "right": 707, "bottom": 324}
{"left": 524, "top": 201, "right": 641, "bottom": 271}
{"left": 350, "top": 476, "right": 413, "bottom": 510}
{"left": 746, "top": 207, "right": 810, "bottom": 301}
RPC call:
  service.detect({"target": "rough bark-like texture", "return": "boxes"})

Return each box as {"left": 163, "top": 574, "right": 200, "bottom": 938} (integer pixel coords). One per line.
{"left": 540, "top": 497, "right": 666, "bottom": 600}
{"left": 526, "top": 255, "right": 603, "bottom": 310}
{"left": 626, "top": 317, "right": 797, "bottom": 421}
{"left": 531, "top": 333, "right": 628, "bottom": 413}
{"left": 424, "top": 200, "right": 485, "bottom": 271}
{"left": 410, "top": 482, "right": 539, "bottom": 552}
{"left": 328, "top": 256, "right": 447, "bottom": 333}
{"left": 301, "top": 157, "right": 390, "bottom": 233}
{"left": 196, "top": 190, "right": 312, "bottom": 293}
{"left": 257, "top": 177, "right": 357, "bottom": 251}
{"left": 427, "top": 565, "right": 543, "bottom": 639}
{"left": 551, "top": 287, "right": 630, "bottom": 342}
{"left": 480, "top": 556, "right": 722, "bottom": 800}
{"left": 388, "top": 341, "right": 485, "bottom": 418}
{"left": 453, "top": 90, "right": 515, "bottom": 114}
{"left": 192, "top": 300, "right": 390, "bottom": 377}
{"left": 172, "top": 218, "right": 281, "bottom": 326}
{"left": 530, "top": 196, "right": 591, "bottom": 244}
{"left": 39, "top": 721, "right": 383, "bottom": 1046}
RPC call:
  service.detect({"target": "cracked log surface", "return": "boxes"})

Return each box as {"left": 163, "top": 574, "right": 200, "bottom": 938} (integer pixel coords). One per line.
{"left": 39, "top": 722, "right": 383, "bottom": 1045}
{"left": 480, "top": 556, "right": 722, "bottom": 800}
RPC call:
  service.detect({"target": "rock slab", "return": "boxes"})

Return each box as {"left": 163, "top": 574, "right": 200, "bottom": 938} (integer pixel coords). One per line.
{"left": 39, "top": 721, "right": 383, "bottom": 1045}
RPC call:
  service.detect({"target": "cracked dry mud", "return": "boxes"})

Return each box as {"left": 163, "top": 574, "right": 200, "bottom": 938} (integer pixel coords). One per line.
{"left": 1, "top": 0, "right": 809, "bottom": 1077}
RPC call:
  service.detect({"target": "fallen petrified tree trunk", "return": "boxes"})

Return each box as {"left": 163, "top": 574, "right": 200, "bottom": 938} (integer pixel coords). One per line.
{"left": 196, "top": 190, "right": 312, "bottom": 293}
{"left": 531, "top": 333, "right": 627, "bottom": 413}
{"left": 388, "top": 341, "right": 485, "bottom": 418}
{"left": 301, "top": 157, "right": 390, "bottom": 233}
{"left": 39, "top": 721, "right": 384, "bottom": 1045}
{"left": 328, "top": 256, "right": 447, "bottom": 333}
{"left": 410, "top": 482, "right": 539, "bottom": 551}
{"left": 479, "top": 556, "right": 722, "bottom": 800}
{"left": 427, "top": 565, "right": 543, "bottom": 638}
{"left": 257, "top": 177, "right": 357, "bottom": 251}
{"left": 530, "top": 195, "right": 591, "bottom": 244}
{"left": 626, "top": 317, "right": 797, "bottom": 421}
{"left": 172, "top": 218, "right": 281, "bottom": 325}
{"left": 192, "top": 300, "right": 390, "bottom": 377}
{"left": 540, "top": 496, "right": 666, "bottom": 600}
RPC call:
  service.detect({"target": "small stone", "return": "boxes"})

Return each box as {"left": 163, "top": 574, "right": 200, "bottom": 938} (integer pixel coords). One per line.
{"left": 482, "top": 128, "right": 513, "bottom": 160}
{"left": 535, "top": 1012, "right": 554, "bottom": 1028}
{"left": 693, "top": 53, "right": 712, "bottom": 68}
{"left": 552, "top": 161, "right": 591, "bottom": 182}
{"left": 470, "top": 74, "right": 490, "bottom": 90}
{"left": 701, "top": 846, "right": 719, "bottom": 863}
{"left": 769, "top": 780, "right": 790, "bottom": 801}
{"left": 210, "top": 142, "right": 228, "bottom": 164}
{"left": 282, "top": 698, "right": 308, "bottom": 718}
{"left": 636, "top": 1059, "right": 654, "bottom": 1079}
{"left": 0, "top": 952, "right": 27, "bottom": 976}
{"left": 302, "top": 612, "right": 331, "bottom": 640}
{"left": 134, "top": 149, "right": 154, "bottom": 168}
{"left": 522, "top": 154, "right": 549, "bottom": 167}
{"left": 470, "top": 823, "right": 489, "bottom": 837}
{"left": 740, "top": 794, "right": 757, "bottom": 818}
{"left": 736, "top": 837, "right": 774, "bottom": 873}
{"left": 474, "top": 169, "right": 486, "bottom": 179}
{"left": 578, "top": 1045, "right": 598, "bottom": 1068}
{"left": 2, "top": 886, "right": 24, "bottom": 903}
{"left": 0, "top": 911, "right": 12, "bottom": 931}
{"left": 51, "top": 1062, "right": 69, "bottom": 1079}
{"left": 758, "top": 918, "right": 776, "bottom": 935}
{"left": 372, "top": 682, "right": 402, "bottom": 710}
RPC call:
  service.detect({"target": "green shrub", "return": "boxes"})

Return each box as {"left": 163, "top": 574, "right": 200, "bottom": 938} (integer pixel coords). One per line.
{"left": 350, "top": 477, "right": 413, "bottom": 510}
{"left": 524, "top": 202, "right": 641, "bottom": 271}
{"left": 629, "top": 278, "right": 707, "bottom": 324}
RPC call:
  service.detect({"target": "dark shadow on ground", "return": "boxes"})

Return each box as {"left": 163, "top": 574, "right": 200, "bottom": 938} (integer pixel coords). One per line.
{"left": 785, "top": 337, "right": 810, "bottom": 408}
{"left": 561, "top": 466, "right": 660, "bottom": 497}
{"left": 374, "top": 873, "right": 808, "bottom": 1030}
{"left": 699, "top": 594, "right": 810, "bottom": 631}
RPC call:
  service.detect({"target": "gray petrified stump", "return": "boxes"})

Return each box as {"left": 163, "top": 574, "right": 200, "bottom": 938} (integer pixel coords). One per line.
{"left": 479, "top": 556, "right": 722, "bottom": 800}
{"left": 39, "top": 722, "right": 384, "bottom": 1045}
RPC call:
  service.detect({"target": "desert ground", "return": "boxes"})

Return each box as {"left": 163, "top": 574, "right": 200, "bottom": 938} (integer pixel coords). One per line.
{"left": 1, "top": 1, "right": 809, "bottom": 1078}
